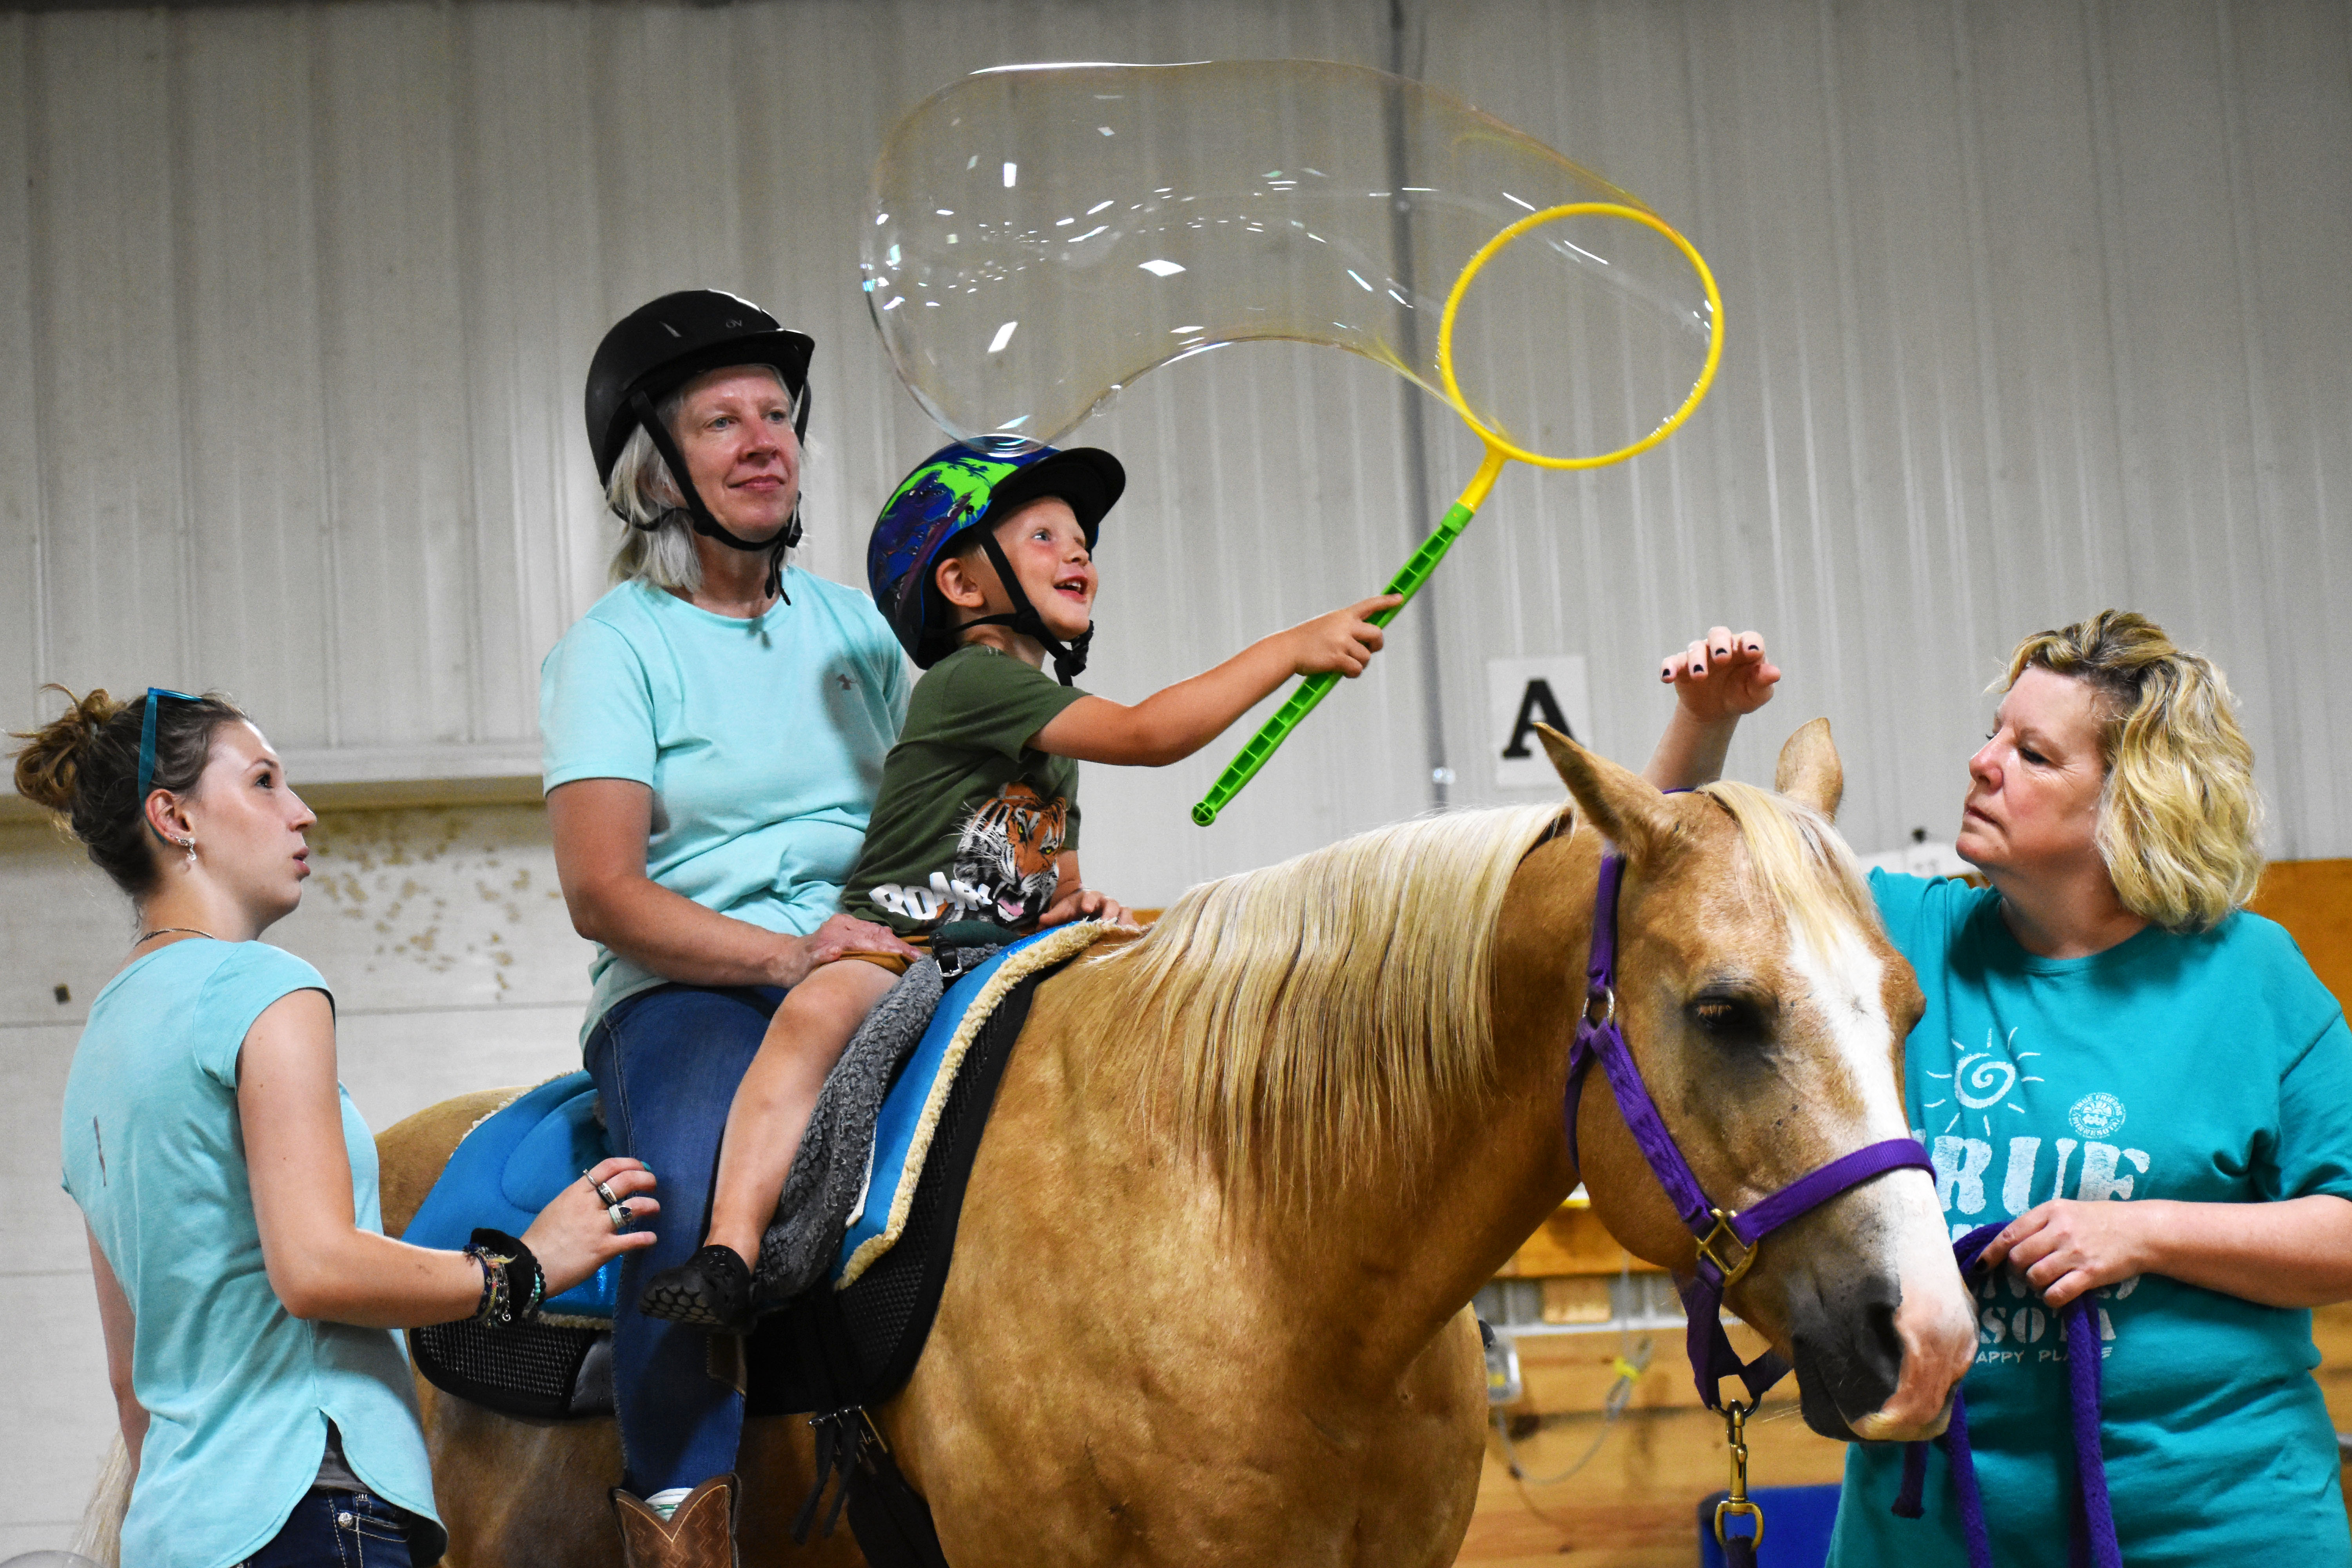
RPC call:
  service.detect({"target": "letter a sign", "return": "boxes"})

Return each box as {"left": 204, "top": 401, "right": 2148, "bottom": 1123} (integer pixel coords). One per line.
{"left": 1486, "top": 657, "right": 1593, "bottom": 790}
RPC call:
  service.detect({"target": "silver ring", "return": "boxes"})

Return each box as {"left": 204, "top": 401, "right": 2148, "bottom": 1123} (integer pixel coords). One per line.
{"left": 608, "top": 1201, "right": 632, "bottom": 1233}
{"left": 586, "top": 1170, "right": 622, "bottom": 1207}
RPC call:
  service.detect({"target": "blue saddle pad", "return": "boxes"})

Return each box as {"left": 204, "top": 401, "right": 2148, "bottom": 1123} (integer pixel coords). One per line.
{"left": 835, "top": 927, "right": 1063, "bottom": 1280}
{"left": 401, "top": 926, "right": 1067, "bottom": 1324}
{"left": 403, "top": 1071, "right": 621, "bottom": 1319}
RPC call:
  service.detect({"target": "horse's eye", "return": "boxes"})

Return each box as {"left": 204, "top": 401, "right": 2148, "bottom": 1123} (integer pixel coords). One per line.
{"left": 1687, "top": 992, "right": 1771, "bottom": 1045}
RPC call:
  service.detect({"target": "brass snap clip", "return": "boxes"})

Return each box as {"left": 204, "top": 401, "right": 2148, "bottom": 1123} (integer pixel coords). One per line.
{"left": 1712, "top": 1398, "right": 1766, "bottom": 1549}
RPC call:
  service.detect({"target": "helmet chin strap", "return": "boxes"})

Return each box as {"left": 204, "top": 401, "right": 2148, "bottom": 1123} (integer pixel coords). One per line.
{"left": 621, "top": 387, "right": 810, "bottom": 604}
{"left": 962, "top": 531, "right": 1091, "bottom": 685}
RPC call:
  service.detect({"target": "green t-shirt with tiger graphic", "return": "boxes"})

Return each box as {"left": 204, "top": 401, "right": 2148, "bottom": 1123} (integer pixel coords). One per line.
{"left": 840, "top": 642, "right": 1085, "bottom": 937}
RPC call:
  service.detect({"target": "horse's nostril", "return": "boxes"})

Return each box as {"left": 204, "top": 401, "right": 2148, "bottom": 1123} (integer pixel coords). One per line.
{"left": 1793, "top": 1274, "right": 1909, "bottom": 1437}
{"left": 1864, "top": 1296, "right": 1903, "bottom": 1375}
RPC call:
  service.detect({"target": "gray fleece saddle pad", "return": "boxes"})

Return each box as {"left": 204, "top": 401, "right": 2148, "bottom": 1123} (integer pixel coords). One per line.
{"left": 743, "top": 926, "right": 1100, "bottom": 1417}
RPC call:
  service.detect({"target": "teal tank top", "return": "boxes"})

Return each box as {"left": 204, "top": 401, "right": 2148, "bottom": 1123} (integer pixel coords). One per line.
{"left": 60, "top": 940, "right": 441, "bottom": 1568}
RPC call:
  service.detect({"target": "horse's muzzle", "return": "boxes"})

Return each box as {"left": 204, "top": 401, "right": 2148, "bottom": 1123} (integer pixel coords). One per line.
{"left": 1784, "top": 1253, "right": 1975, "bottom": 1443}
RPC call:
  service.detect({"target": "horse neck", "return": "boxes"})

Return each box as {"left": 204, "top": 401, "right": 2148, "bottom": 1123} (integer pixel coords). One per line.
{"left": 1243, "top": 832, "right": 1601, "bottom": 1388}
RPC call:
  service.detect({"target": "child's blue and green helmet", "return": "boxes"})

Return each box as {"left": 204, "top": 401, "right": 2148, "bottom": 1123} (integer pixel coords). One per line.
{"left": 867, "top": 441, "right": 1125, "bottom": 677}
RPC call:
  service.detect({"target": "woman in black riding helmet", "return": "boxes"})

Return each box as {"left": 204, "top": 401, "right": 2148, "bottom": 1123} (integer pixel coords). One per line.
{"left": 543, "top": 290, "right": 916, "bottom": 1564}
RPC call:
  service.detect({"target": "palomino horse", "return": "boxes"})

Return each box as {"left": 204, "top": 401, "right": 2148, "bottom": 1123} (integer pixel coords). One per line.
{"left": 374, "top": 723, "right": 1975, "bottom": 1566}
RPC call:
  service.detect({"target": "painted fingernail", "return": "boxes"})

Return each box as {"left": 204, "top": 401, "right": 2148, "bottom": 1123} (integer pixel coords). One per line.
{"left": 1692, "top": 663, "right": 1705, "bottom": 675}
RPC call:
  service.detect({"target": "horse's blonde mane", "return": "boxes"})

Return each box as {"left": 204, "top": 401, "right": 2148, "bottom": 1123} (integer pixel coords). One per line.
{"left": 1090, "top": 804, "right": 1563, "bottom": 1210}
{"left": 1694, "top": 779, "right": 1882, "bottom": 953}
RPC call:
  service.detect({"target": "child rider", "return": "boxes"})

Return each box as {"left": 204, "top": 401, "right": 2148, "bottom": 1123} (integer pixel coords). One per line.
{"left": 639, "top": 440, "right": 1400, "bottom": 1328}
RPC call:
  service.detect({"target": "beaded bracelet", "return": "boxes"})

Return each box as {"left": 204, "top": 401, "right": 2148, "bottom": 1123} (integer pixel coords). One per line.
{"left": 466, "top": 1229, "right": 545, "bottom": 1329}
{"left": 461, "top": 1241, "right": 508, "bottom": 1326}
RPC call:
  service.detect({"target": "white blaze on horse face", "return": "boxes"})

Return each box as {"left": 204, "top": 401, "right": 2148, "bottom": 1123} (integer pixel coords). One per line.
{"left": 1786, "top": 917, "right": 1977, "bottom": 1440}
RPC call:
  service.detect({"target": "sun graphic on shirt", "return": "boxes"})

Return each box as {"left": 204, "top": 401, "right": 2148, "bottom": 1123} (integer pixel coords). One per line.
{"left": 1921, "top": 1027, "right": 2044, "bottom": 1138}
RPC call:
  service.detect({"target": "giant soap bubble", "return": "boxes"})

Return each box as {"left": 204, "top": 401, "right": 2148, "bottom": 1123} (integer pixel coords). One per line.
{"left": 866, "top": 59, "right": 1717, "bottom": 461}
{"left": 864, "top": 61, "right": 1722, "bottom": 818}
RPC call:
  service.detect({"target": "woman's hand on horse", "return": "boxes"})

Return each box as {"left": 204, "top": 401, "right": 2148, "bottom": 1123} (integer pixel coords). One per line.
{"left": 773, "top": 915, "right": 920, "bottom": 986}
{"left": 522, "top": 1158, "right": 661, "bottom": 1296}
{"left": 1980, "top": 1198, "right": 2151, "bottom": 1308}
{"left": 1659, "top": 627, "right": 1780, "bottom": 722}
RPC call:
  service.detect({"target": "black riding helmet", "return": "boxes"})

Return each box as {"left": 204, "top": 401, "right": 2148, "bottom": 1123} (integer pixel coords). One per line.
{"left": 584, "top": 290, "right": 816, "bottom": 599}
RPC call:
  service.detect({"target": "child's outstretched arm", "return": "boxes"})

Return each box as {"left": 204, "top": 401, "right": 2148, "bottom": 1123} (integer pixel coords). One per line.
{"left": 1644, "top": 625, "right": 1780, "bottom": 790}
{"left": 1031, "top": 595, "right": 1401, "bottom": 767}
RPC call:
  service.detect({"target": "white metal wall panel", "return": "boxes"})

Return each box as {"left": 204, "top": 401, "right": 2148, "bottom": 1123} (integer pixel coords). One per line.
{"left": 1414, "top": 0, "right": 2352, "bottom": 864}
{"left": 3, "top": 0, "right": 2349, "bottom": 904}
{"left": 0, "top": 15, "right": 40, "bottom": 731}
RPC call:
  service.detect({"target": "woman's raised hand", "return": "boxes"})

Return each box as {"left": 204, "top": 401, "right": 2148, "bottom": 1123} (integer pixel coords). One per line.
{"left": 522, "top": 1157, "right": 661, "bottom": 1298}
{"left": 1659, "top": 626, "right": 1780, "bottom": 722}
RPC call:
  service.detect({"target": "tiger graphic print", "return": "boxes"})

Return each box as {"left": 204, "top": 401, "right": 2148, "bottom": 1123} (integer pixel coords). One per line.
{"left": 861, "top": 780, "right": 1068, "bottom": 931}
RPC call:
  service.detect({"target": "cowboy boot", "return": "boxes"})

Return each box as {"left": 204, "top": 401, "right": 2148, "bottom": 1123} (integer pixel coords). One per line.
{"left": 611, "top": 1474, "right": 739, "bottom": 1568}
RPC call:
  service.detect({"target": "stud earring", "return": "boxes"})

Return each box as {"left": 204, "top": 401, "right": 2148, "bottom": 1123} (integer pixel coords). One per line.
{"left": 176, "top": 836, "right": 196, "bottom": 873}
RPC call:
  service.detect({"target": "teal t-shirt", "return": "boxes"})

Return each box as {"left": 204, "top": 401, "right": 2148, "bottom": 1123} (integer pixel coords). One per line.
{"left": 60, "top": 941, "right": 441, "bottom": 1568}
{"left": 539, "top": 573, "right": 912, "bottom": 1033}
{"left": 1832, "top": 872, "right": 2352, "bottom": 1567}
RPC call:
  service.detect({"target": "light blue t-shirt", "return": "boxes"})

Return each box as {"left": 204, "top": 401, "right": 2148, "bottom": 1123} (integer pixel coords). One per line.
{"left": 1832, "top": 872, "right": 2352, "bottom": 1567}
{"left": 539, "top": 573, "right": 912, "bottom": 1034}
{"left": 60, "top": 940, "right": 441, "bottom": 1568}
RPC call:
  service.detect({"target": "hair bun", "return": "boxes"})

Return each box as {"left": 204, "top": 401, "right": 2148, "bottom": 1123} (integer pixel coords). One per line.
{"left": 11, "top": 685, "right": 125, "bottom": 814}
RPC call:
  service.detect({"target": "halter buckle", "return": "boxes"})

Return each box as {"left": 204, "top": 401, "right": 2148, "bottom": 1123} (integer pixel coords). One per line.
{"left": 1695, "top": 1207, "right": 1758, "bottom": 1288}
{"left": 1582, "top": 985, "right": 1615, "bottom": 1027}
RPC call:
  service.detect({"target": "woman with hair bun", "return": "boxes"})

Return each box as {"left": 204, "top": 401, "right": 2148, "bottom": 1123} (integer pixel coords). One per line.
{"left": 1651, "top": 612, "right": 2352, "bottom": 1566}
{"left": 15, "top": 687, "right": 661, "bottom": 1568}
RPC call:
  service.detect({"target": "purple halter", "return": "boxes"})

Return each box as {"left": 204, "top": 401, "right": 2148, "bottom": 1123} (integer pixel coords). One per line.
{"left": 1565, "top": 851, "right": 1936, "bottom": 1410}
{"left": 1893, "top": 1223, "right": 2120, "bottom": 1568}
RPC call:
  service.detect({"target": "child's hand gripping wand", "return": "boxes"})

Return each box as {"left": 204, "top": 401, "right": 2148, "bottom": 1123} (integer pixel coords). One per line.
{"left": 1191, "top": 203, "right": 1724, "bottom": 826}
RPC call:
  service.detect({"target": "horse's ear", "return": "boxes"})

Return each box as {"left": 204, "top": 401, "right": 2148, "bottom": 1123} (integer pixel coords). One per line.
{"left": 1774, "top": 718, "right": 1844, "bottom": 821}
{"left": 1536, "top": 725, "right": 1682, "bottom": 864}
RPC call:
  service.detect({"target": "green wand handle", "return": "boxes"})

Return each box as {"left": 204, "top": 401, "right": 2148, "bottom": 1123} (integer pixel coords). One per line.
{"left": 1190, "top": 446, "right": 1510, "bottom": 826}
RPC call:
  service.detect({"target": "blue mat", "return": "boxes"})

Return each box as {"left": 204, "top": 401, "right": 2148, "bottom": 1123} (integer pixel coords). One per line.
{"left": 1697, "top": 1483, "right": 1840, "bottom": 1567}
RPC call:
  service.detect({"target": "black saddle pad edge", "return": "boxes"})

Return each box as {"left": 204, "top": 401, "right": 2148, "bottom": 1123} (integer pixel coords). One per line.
{"left": 744, "top": 953, "right": 1068, "bottom": 1417}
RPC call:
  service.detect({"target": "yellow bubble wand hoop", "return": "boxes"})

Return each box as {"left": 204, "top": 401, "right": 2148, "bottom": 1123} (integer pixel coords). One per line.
{"left": 1190, "top": 202, "right": 1725, "bottom": 826}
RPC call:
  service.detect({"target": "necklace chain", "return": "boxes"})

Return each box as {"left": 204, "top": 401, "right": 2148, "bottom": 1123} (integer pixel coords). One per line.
{"left": 132, "top": 926, "right": 218, "bottom": 949}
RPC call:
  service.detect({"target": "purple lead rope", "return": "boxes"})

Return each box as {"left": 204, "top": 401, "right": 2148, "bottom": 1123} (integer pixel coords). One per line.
{"left": 1892, "top": 1223, "right": 2119, "bottom": 1568}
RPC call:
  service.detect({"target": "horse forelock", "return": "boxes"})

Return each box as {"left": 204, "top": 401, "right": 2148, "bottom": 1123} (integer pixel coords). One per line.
{"left": 1082, "top": 804, "right": 1563, "bottom": 1213}
{"left": 1693, "top": 780, "right": 1884, "bottom": 957}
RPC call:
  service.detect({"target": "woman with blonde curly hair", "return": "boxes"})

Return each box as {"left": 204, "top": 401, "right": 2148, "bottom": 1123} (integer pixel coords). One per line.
{"left": 1651, "top": 612, "right": 2352, "bottom": 1567}
{"left": 15, "top": 687, "right": 660, "bottom": 1568}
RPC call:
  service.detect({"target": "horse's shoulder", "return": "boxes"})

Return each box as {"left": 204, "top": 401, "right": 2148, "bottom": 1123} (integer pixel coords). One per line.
{"left": 377, "top": 1086, "right": 530, "bottom": 1237}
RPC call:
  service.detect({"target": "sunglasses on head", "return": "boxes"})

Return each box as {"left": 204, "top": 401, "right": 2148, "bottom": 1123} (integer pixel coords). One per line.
{"left": 136, "top": 688, "right": 198, "bottom": 837}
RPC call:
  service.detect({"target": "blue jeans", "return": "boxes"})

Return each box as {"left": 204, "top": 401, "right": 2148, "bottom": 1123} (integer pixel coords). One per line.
{"left": 241, "top": 1490, "right": 417, "bottom": 1568}
{"left": 585, "top": 982, "right": 783, "bottom": 1495}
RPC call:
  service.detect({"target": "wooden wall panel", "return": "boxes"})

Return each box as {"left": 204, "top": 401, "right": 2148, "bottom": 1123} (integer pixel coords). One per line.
{"left": 2251, "top": 859, "right": 2352, "bottom": 1018}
